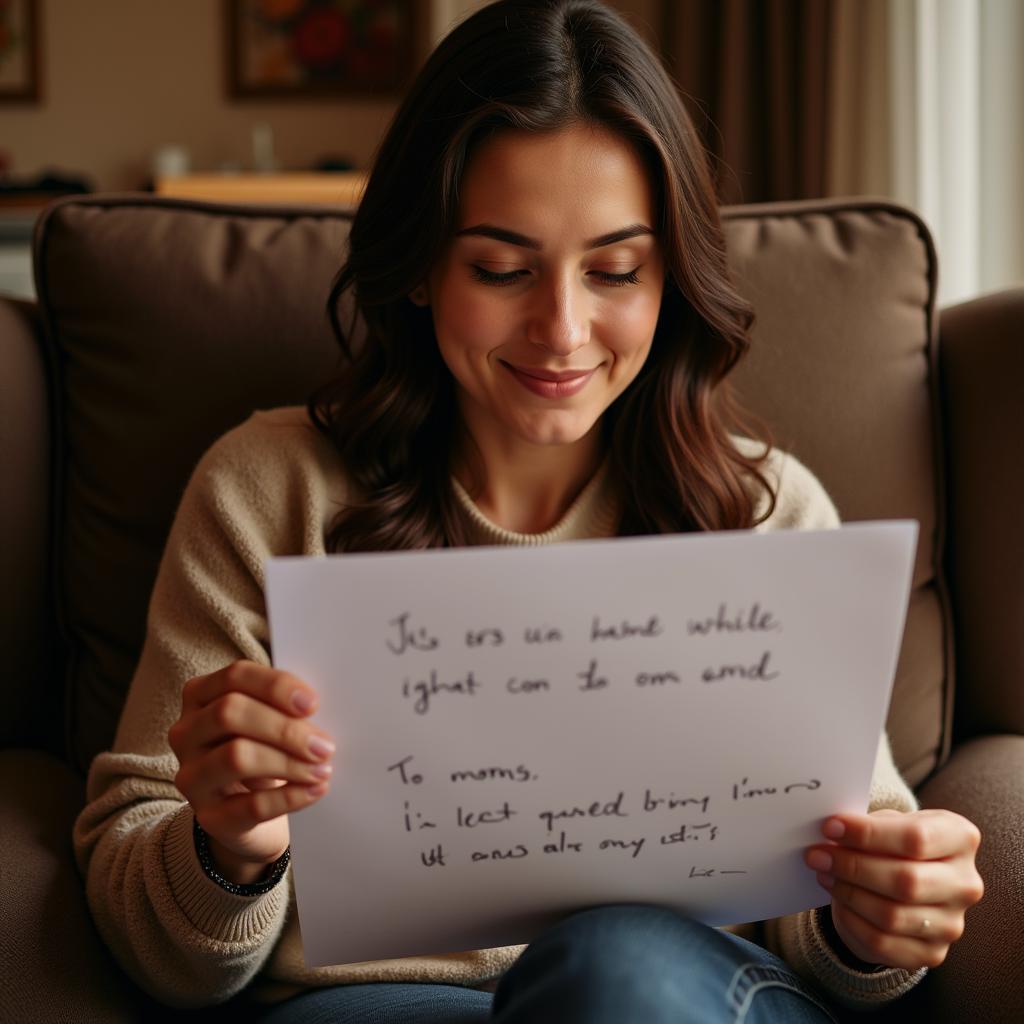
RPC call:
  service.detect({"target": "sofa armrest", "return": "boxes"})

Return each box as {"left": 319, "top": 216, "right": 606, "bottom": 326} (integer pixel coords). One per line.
{"left": 0, "top": 295, "right": 64, "bottom": 754}
{"left": 939, "top": 289, "right": 1024, "bottom": 737}
{"left": 0, "top": 749, "right": 144, "bottom": 1021}
{"left": 913, "top": 735, "right": 1024, "bottom": 1022}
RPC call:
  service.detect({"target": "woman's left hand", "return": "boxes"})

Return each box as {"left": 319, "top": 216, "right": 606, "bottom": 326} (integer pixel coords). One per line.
{"left": 804, "top": 808, "right": 984, "bottom": 971}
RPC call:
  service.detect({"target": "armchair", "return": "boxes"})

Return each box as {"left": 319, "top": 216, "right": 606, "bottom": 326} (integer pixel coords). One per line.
{"left": 1, "top": 194, "right": 1020, "bottom": 1021}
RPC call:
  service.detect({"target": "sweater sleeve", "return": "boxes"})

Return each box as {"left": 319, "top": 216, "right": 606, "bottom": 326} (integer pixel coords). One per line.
{"left": 754, "top": 448, "right": 927, "bottom": 1010}
{"left": 72, "top": 411, "right": 334, "bottom": 1008}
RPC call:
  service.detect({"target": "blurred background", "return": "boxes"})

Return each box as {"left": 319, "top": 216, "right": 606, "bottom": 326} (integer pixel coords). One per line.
{"left": 1, "top": 0, "right": 1021, "bottom": 308}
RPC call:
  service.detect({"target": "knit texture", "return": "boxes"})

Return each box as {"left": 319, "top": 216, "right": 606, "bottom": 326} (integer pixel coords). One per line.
{"left": 73, "top": 405, "right": 923, "bottom": 1010}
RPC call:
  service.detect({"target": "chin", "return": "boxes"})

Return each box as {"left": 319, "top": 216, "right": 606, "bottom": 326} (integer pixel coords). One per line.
{"left": 515, "top": 413, "right": 597, "bottom": 447}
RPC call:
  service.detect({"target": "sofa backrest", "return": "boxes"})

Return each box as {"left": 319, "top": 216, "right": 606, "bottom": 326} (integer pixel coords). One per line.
{"left": 725, "top": 199, "right": 949, "bottom": 787}
{"left": 31, "top": 195, "right": 950, "bottom": 784}
{"left": 0, "top": 297, "right": 60, "bottom": 753}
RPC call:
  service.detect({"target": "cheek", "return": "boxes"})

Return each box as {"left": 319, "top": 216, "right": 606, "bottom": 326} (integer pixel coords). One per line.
{"left": 601, "top": 288, "right": 662, "bottom": 359}
{"left": 434, "top": 288, "right": 505, "bottom": 358}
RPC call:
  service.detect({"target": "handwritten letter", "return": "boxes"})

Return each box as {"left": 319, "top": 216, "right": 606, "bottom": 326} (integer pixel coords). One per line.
{"left": 265, "top": 521, "right": 917, "bottom": 967}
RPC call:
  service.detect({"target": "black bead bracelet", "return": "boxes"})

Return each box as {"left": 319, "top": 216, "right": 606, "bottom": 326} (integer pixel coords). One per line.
{"left": 192, "top": 817, "right": 290, "bottom": 897}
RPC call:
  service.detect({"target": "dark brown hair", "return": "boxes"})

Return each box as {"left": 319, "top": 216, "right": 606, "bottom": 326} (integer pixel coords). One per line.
{"left": 309, "top": 0, "right": 775, "bottom": 551}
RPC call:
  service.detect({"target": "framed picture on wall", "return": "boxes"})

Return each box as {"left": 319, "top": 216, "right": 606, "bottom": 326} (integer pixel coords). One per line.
{"left": 225, "top": 0, "right": 425, "bottom": 99}
{"left": 0, "top": 0, "right": 41, "bottom": 103}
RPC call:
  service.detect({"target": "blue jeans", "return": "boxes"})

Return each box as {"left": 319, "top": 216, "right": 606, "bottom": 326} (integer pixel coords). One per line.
{"left": 254, "top": 904, "right": 838, "bottom": 1023}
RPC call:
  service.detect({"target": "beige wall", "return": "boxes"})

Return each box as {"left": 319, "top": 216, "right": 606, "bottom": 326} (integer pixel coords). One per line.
{"left": 0, "top": 0, "right": 401, "bottom": 192}
{"left": 0, "top": 0, "right": 663, "bottom": 194}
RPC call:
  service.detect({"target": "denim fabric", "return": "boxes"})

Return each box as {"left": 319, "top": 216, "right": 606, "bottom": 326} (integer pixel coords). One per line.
{"left": 255, "top": 904, "right": 838, "bottom": 1023}
{"left": 252, "top": 982, "right": 492, "bottom": 1024}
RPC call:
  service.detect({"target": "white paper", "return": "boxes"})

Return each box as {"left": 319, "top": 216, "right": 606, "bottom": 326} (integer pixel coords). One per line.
{"left": 265, "top": 521, "right": 917, "bottom": 968}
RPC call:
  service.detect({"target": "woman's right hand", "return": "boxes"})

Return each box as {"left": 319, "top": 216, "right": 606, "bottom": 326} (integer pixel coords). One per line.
{"left": 169, "top": 660, "right": 335, "bottom": 885}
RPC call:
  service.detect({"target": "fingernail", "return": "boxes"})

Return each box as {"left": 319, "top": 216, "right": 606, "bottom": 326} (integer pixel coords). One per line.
{"left": 817, "top": 872, "right": 835, "bottom": 890}
{"left": 307, "top": 735, "right": 336, "bottom": 760}
{"left": 292, "top": 690, "right": 316, "bottom": 714}
{"left": 310, "top": 762, "right": 333, "bottom": 780}
{"left": 807, "top": 850, "right": 833, "bottom": 872}
{"left": 823, "top": 818, "right": 846, "bottom": 840}
{"left": 307, "top": 782, "right": 329, "bottom": 797}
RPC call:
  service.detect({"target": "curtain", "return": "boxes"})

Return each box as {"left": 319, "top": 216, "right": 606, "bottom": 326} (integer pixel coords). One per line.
{"left": 825, "top": 0, "right": 892, "bottom": 199}
{"left": 664, "top": 0, "right": 835, "bottom": 204}
{"left": 887, "top": 0, "right": 1024, "bottom": 306}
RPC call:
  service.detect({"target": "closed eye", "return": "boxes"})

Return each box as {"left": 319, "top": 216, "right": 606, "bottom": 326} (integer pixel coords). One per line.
{"left": 471, "top": 266, "right": 642, "bottom": 287}
{"left": 591, "top": 268, "right": 640, "bottom": 286}
{"left": 471, "top": 266, "right": 528, "bottom": 287}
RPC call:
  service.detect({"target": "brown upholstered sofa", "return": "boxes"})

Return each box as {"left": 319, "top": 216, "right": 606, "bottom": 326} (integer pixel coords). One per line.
{"left": 1, "top": 194, "right": 1021, "bottom": 1022}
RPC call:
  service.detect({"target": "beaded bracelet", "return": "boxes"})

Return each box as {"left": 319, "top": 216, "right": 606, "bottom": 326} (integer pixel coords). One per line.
{"left": 192, "top": 817, "right": 290, "bottom": 897}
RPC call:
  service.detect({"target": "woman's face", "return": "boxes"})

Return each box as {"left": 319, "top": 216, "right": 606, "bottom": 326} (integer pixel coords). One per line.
{"left": 421, "top": 123, "right": 665, "bottom": 454}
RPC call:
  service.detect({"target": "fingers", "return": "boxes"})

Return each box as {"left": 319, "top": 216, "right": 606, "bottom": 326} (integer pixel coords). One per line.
{"left": 818, "top": 873, "right": 963, "bottom": 945}
{"left": 199, "top": 780, "right": 330, "bottom": 837}
{"left": 807, "top": 809, "right": 985, "bottom": 909}
{"left": 821, "top": 809, "right": 981, "bottom": 861}
{"left": 171, "top": 661, "right": 337, "bottom": 845}
{"left": 807, "top": 809, "right": 984, "bottom": 971}
{"left": 806, "top": 843, "right": 959, "bottom": 904}
{"left": 171, "top": 689, "right": 335, "bottom": 765}
{"left": 178, "top": 737, "right": 332, "bottom": 806}
{"left": 829, "top": 900, "right": 951, "bottom": 971}
{"left": 171, "top": 662, "right": 336, "bottom": 868}
{"left": 182, "top": 660, "right": 319, "bottom": 718}
{"left": 171, "top": 661, "right": 335, "bottom": 772}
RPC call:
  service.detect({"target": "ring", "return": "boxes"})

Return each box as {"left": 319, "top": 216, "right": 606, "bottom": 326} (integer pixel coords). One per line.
{"left": 919, "top": 918, "right": 932, "bottom": 936}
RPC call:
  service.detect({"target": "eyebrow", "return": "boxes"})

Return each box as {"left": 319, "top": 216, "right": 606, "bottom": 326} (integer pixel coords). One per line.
{"left": 454, "top": 223, "right": 654, "bottom": 251}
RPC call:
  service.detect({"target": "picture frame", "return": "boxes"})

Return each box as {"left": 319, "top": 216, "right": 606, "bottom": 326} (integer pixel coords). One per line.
{"left": 0, "top": 0, "right": 41, "bottom": 104}
{"left": 225, "top": 0, "right": 425, "bottom": 99}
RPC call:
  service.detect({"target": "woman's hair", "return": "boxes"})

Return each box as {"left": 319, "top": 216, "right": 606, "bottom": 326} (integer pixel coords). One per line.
{"left": 309, "top": 0, "right": 776, "bottom": 552}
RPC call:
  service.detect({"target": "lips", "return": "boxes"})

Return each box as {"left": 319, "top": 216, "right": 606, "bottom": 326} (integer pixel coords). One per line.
{"left": 501, "top": 360, "right": 598, "bottom": 399}
{"left": 504, "top": 363, "right": 596, "bottom": 382}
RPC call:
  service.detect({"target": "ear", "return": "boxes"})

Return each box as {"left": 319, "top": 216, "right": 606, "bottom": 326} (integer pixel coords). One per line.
{"left": 409, "top": 284, "right": 430, "bottom": 307}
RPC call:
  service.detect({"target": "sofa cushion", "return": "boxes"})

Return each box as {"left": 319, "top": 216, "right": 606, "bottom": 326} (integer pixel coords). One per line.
{"left": 724, "top": 198, "right": 949, "bottom": 787}
{"left": 35, "top": 197, "right": 347, "bottom": 772}
{"left": 34, "top": 195, "right": 950, "bottom": 786}
{"left": 0, "top": 749, "right": 144, "bottom": 1020}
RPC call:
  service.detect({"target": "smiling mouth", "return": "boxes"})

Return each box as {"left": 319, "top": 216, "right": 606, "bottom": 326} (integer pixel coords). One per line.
{"left": 501, "top": 360, "right": 598, "bottom": 399}
{"left": 502, "top": 362, "right": 597, "bottom": 382}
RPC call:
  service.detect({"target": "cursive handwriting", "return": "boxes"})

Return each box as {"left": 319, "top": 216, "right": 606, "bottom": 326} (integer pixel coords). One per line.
{"left": 732, "top": 776, "right": 821, "bottom": 800}
{"left": 591, "top": 615, "right": 663, "bottom": 642}
{"left": 386, "top": 612, "right": 440, "bottom": 655}
{"left": 466, "top": 626, "right": 504, "bottom": 647}
{"left": 387, "top": 755, "right": 423, "bottom": 785}
{"left": 456, "top": 801, "right": 517, "bottom": 827}
{"left": 538, "top": 791, "right": 628, "bottom": 834}
{"left": 643, "top": 788, "right": 711, "bottom": 815}
{"left": 525, "top": 625, "right": 564, "bottom": 644}
{"left": 660, "top": 822, "right": 719, "bottom": 845}
{"left": 471, "top": 844, "right": 529, "bottom": 862}
{"left": 449, "top": 763, "right": 537, "bottom": 783}
{"left": 577, "top": 658, "right": 609, "bottom": 691}
{"left": 687, "top": 603, "right": 780, "bottom": 636}
{"left": 402, "top": 669, "right": 482, "bottom": 714}
{"left": 702, "top": 650, "right": 779, "bottom": 683}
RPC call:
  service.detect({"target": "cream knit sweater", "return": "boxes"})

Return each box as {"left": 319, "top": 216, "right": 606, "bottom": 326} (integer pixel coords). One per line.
{"left": 73, "top": 406, "right": 925, "bottom": 1011}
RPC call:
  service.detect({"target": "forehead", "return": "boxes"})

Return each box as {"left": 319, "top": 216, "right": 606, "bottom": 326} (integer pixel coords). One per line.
{"left": 457, "top": 124, "right": 656, "bottom": 238}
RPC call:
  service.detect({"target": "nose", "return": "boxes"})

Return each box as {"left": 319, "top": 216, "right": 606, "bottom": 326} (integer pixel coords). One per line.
{"left": 526, "top": 274, "right": 590, "bottom": 355}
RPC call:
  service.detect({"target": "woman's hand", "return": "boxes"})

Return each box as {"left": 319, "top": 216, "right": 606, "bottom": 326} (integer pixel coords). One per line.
{"left": 805, "top": 808, "right": 984, "bottom": 971}
{"left": 169, "top": 660, "right": 336, "bottom": 884}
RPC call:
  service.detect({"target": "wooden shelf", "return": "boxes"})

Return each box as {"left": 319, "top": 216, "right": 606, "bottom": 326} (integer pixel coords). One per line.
{"left": 155, "top": 172, "right": 367, "bottom": 206}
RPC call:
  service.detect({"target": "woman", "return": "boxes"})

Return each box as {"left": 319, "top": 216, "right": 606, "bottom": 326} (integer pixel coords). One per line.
{"left": 74, "top": 1, "right": 983, "bottom": 1021}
